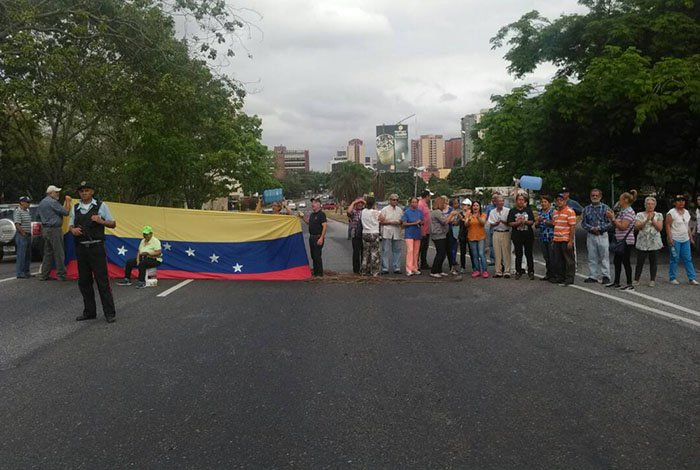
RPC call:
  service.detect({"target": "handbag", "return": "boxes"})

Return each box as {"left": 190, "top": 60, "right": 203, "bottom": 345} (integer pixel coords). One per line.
{"left": 609, "top": 222, "right": 635, "bottom": 254}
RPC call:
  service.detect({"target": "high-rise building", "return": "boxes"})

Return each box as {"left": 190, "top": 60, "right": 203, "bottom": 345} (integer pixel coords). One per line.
{"left": 346, "top": 139, "right": 365, "bottom": 165}
{"left": 274, "top": 146, "right": 310, "bottom": 179}
{"left": 419, "top": 135, "right": 445, "bottom": 170}
{"left": 411, "top": 139, "right": 421, "bottom": 168}
{"left": 460, "top": 112, "right": 484, "bottom": 165}
{"left": 329, "top": 150, "right": 348, "bottom": 172}
{"left": 444, "top": 137, "right": 462, "bottom": 168}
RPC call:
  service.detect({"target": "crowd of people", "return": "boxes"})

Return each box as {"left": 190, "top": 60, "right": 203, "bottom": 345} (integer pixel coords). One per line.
{"left": 9, "top": 185, "right": 699, "bottom": 324}
{"left": 334, "top": 188, "right": 700, "bottom": 288}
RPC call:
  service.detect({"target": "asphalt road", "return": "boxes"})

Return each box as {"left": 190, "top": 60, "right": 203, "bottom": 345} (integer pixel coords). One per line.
{"left": 1, "top": 220, "right": 699, "bottom": 468}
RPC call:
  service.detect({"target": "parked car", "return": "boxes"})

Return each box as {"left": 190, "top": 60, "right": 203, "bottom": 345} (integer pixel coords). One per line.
{"left": 0, "top": 204, "right": 44, "bottom": 262}
{"left": 287, "top": 200, "right": 297, "bottom": 210}
{"left": 298, "top": 201, "right": 307, "bottom": 209}
{"left": 322, "top": 202, "right": 337, "bottom": 210}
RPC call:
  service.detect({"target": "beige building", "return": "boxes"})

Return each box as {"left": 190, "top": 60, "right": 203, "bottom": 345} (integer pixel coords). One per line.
{"left": 346, "top": 139, "right": 366, "bottom": 165}
{"left": 420, "top": 134, "right": 445, "bottom": 170}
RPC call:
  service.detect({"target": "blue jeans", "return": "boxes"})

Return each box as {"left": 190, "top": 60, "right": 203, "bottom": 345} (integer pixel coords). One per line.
{"left": 469, "top": 240, "right": 487, "bottom": 273}
{"left": 669, "top": 239, "right": 696, "bottom": 281}
{"left": 447, "top": 229, "right": 458, "bottom": 267}
{"left": 381, "top": 238, "right": 402, "bottom": 272}
{"left": 15, "top": 233, "right": 32, "bottom": 277}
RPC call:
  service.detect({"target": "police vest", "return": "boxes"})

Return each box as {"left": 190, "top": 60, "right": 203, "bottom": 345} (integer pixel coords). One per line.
{"left": 73, "top": 201, "right": 105, "bottom": 243}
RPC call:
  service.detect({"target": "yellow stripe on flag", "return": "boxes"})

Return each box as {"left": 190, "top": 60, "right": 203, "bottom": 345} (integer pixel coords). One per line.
{"left": 103, "top": 202, "right": 303, "bottom": 242}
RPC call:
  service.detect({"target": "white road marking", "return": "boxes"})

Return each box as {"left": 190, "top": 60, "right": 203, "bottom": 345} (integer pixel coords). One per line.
{"left": 567, "top": 282, "right": 700, "bottom": 329}
{"left": 626, "top": 290, "right": 700, "bottom": 318}
{"left": 157, "top": 279, "right": 193, "bottom": 298}
{"left": 0, "top": 271, "right": 41, "bottom": 283}
{"left": 532, "top": 258, "right": 700, "bottom": 320}
{"left": 436, "top": 244, "right": 698, "bottom": 327}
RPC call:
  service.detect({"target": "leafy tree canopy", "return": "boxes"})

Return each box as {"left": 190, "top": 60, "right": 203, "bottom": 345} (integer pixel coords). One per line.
{"left": 477, "top": 0, "right": 700, "bottom": 199}
{"left": 0, "top": 0, "right": 273, "bottom": 207}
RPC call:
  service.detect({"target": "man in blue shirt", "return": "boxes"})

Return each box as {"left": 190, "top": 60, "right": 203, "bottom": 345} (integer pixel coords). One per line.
{"left": 581, "top": 188, "right": 612, "bottom": 284}
{"left": 69, "top": 181, "right": 117, "bottom": 323}
{"left": 536, "top": 195, "right": 555, "bottom": 281}
{"left": 38, "top": 185, "right": 71, "bottom": 281}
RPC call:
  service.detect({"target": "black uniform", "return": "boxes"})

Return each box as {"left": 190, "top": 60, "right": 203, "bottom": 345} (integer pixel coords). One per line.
{"left": 308, "top": 210, "right": 327, "bottom": 277}
{"left": 73, "top": 201, "right": 116, "bottom": 320}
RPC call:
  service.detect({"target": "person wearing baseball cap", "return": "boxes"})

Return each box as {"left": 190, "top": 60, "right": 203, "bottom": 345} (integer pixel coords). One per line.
{"left": 117, "top": 225, "right": 163, "bottom": 288}
{"left": 69, "top": 181, "right": 118, "bottom": 322}
{"left": 37, "top": 185, "right": 72, "bottom": 281}
{"left": 560, "top": 186, "right": 584, "bottom": 216}
{"left": 13, "top": 196, "right": 33, "bottom": 279}
{"left": 665, "top": 194, "right": 698, "bottom": 285}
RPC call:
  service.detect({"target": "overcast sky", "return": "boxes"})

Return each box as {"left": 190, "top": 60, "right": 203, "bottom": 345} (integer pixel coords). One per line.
{"left": 222, "top": 0, "right": 584, "bottom": 171}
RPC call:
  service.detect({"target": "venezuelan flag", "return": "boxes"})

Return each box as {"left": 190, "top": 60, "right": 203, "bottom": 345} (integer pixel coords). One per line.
{"left": 62, "top": 202, "right": 311, "bottom": 280}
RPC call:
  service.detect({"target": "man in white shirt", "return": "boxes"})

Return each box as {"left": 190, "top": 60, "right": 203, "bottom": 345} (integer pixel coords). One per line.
{"left": 665, "top": 195, "right": 698, "bottom": 285}
{"left": 487, "top": 195, "right": 511, "bottom": 278}
{"left": 379, "top": 194, "right": 404, "bottom": 274}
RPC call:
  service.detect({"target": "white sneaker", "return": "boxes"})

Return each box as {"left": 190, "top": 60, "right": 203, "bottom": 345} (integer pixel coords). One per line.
{"left": 690, "top": 280, "right": 699, "bottom": 286}
{"left": 670, "top": 279, "right": 680, "bottom": 285}
{"left": 632, "top": 280, "right": 640, "bottom": 286}
{"left": 430, "top": 273, "right": 442, "bottom": 278}
{"left": 648, "top": 281, "right": 655, "bottom": 287}
{"left": 406, "top": 272, "right": 413, "bottom": 277}
{"left": 414, "top": 270, "right": 421, "bottom": 275}
{"left": 439, "top": 272, "right": 449, "bottom": 277}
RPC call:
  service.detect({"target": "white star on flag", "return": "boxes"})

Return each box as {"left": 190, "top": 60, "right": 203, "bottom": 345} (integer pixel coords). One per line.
{"left": 117, "top": 246, "right": 128, "bottom": 256}
{"left": 209, "top": 253, "right": 220, "bottom": 263}
{"left": 163, "top": 242, "right": 172, "bottom": 251}
{"left": 232, "top": 263, "right": 243, "bottom": 273}
{"left": 185, "top": 247, "right": 196, "bottom": 257}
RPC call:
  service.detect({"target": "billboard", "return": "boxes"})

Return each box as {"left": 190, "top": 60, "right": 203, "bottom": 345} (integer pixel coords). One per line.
{"left": 376, "top": 124, "right": 409, "bottom": 172}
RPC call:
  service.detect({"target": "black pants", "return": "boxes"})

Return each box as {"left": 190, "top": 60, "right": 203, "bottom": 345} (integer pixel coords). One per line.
{"left": 540, "top": 241, "right": 553, "bottom": 279}
{"left": 76, "top": 242, "right": 116, "bottom": 318}
{"left": 634, "top": 249, "right": 658, "bottom": 281}
{"left": 351, "top": 238, "right": 363, "bottom": 274}
{"left": 459, "top": 236, "right": 469, "bottom": 269}
{"left": 613, "top": 244, "right": 633, "bottom": 285}
{"left": 552, "top": 241, "right": 575, "bottom": 284}
{"left": 431, "top": 238, "right": 447, "bottom": 274}
{"left": 309, "top": 235, "right": 324, "bottom": 276}
{"left": 512, "top": 231, "right": 535, "bottom": 274}
{"left": 124, "top": 257, "right": 161, "bottom": 282}
{"left": 420, "top": 235, "right": 431, "bottom": 268}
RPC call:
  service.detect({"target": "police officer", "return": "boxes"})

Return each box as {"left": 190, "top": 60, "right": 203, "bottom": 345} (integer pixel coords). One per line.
{"left": 68, "top": 181, "right": 117, "bottom": 323}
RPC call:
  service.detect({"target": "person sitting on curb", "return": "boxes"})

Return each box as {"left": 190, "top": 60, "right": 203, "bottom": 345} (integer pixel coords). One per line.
{"left": 117, "top": 225, "right": 163, "bottom": 288}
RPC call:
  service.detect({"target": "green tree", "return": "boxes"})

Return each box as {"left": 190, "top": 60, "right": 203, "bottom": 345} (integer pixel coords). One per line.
{"left": 0, "top": 0, "right": 273, "bottom": 205}
{"left": 328, "top": 162, "right": 372, "bottom": 205}
{"left": 481, "top": 0, "right": 700, "bottom": 197}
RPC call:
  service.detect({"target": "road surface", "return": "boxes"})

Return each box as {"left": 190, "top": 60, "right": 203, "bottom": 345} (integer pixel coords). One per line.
{"left": 0, "top": 219, "right": 698, "bottom": 468}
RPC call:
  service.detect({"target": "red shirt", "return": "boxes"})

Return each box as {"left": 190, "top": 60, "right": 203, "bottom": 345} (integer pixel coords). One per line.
{"left": 418, "top": 199, "right": 431, "bottom": 236}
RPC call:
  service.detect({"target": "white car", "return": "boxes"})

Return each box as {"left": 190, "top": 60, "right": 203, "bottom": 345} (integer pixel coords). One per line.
{"left": 298, "top": 201, "right": 307, "bottom": 209}
{"left": 287, "top": 201, "right": 297, "bottom": 210}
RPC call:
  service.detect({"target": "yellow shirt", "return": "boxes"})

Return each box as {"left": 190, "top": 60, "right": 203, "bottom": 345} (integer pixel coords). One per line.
{"left": 139, "top": 236, "right": 162, "bottom": 262}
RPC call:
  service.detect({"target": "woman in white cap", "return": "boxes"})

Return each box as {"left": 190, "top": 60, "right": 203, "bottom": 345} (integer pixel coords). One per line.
{"left": 457, "top": 198, "right": 473, "bottom": 274}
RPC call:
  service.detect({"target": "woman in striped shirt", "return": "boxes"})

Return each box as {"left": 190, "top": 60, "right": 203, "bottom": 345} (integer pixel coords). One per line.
{"left": 606, "top": 190, "right": 638, "bottom": 290}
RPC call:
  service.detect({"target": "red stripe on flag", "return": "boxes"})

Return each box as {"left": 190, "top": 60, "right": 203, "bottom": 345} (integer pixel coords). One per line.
{"left": 61, "top": 261, "right": 311, "bottom": 281}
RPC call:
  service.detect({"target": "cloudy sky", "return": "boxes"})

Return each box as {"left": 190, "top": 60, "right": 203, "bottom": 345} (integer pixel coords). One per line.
{"left": 222, "top": 0, "right": 584, "bottom": 170}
